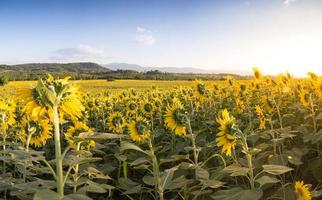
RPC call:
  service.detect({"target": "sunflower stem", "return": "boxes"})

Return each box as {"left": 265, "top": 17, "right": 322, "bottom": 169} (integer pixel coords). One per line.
{"left": 53, "top": 105, "right": 64, "bottom": 197}
{"left": 242, "top": 136, "right": 255, "bottom": 190}
{"left": 187, "top": 118, "right": 198, "bottom": 166}
{"left": 148, "top": 139, "right": 164, "bottom": 200}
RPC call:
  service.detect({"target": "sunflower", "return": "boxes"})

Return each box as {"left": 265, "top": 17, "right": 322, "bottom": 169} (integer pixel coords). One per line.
{"left": 315, "top": 79, "right": 322, "bottom": 98}
{"left": 261, "top": 96, "right": 274, "bottom": 114}
{"left": 216, "top": 109, "right": 237, "bottom": 156}
{"left": 128, "top": 116, "right": 150, "bottom": 142}
{"left": 65, "top": 121, "right": 95, "bottom": 150}
{"left": 235, "top": 97, "right": 245, "bottom": 113}
{"left": 299, "top": 89, "right": 310, "bottom": 108}
{"left": 294, "top": 181, "right": 311, "bottom": 200}
{"left": 307, "top": 71, "right": 318, "bottom": 80}
{"left": 193, "top": 80, "right": 208, "bottom": 100}
{"left": 141, "top": 101, "right": 154, "bottom": 116}
{"left": 255, "top": 105, "right": 266, "bottom": 130}
{"left": 0, "top": 98, "right": 16, "bottom": 130}
{"left": 253, "top": 67, "right": 262, "bottom": 79}
{"left": 22, "top": 118, "right": 53, "bottom": 147}
{"left": 22, "top": 74, "right": 84, "bottom": 121}
{"left": 164, "top": 98, "right": 187, "bottom": 136}
{"left": 226, "top": 76, "right": 234, "bottom": 87}
{"left": 108, "top": 112, "right": 126, "bottom": 134}
{"left": 126, "top": 100, "right": 138, "bottom": 115}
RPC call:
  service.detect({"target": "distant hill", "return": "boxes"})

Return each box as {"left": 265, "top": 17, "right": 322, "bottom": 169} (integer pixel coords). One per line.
{"left": 0, "top": 62, "right": 248, "bottom": 81}
{"left": 104, "top": 63, "right": 210, "bottom": 73}
{"left": 0, "top": 62, "right": 111, "bottom": 80}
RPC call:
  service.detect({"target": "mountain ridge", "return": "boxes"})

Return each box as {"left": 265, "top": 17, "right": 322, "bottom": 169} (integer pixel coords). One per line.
{"left": 103, "top": 62, "right": 249, "bottom": 75}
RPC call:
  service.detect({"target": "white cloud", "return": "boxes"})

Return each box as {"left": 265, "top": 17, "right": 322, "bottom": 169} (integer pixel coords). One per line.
{"left": 134, "top": 35, "right": 156, "bottom": 46}
{"left": 136, "top": 26, "right": 146, "bottom": 33}
{"left": 283, "top": 0, "right": 296, "bottom": 7}
{"left": 50, "top": 44, "right": 104, "bottom": 61}
{"left": 134, "top": 27, "right": 156, "bottom": 46}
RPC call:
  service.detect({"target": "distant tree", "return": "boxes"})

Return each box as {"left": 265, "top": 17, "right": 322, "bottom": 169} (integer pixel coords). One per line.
{"left": 0, "top": 74, "right": 9, "bottom": 85}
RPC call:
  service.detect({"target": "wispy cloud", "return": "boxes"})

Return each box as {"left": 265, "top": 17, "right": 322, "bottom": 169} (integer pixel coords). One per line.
{"left": 133, "top": 26, "right": 156, "bottom": 46}
{"left": 283, "top": 0, "right": 296, "bottom": 7}
{"left": 50, "top": 44, "right": 104, "bottom": 61}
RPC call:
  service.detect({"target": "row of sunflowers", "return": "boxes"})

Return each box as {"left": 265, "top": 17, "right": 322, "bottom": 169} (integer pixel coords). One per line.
{"left": 0, "top": 69, "right": 321, "bottom": 200}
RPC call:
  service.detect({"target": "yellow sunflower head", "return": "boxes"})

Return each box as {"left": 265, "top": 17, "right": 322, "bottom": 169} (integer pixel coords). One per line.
{"left": 164, "top": 98, "right": 187, "bottom": 136}
{"left": 128, "top": 116, "right": 151, "bottom": 143}
{"left": 141, "top": 101, "right": 154, "bottom": 116}
{"left": 65, "top": 121, "right": 95, "bottom": 150}
{"left": 20, "top": 117, "right": 53, "bottom": 148}
{"left": 216, "top": 109, "right": 237, "bottom": 156}
{"left": 127, "top": 100, "right": 138, "bottom": 115}
{"left": 108, "top": 112, "right": 126, "bottom": 134}
{"left": 0, "top": 98, "right": 16, "bottom": 130}
{"left": 294, "top": 181, "right": 311, "bottom": 200}
{"left": 253, "top": 67, "right": 262, "bottom": 79}
{"left": 255, "top": 105, "right": 266, "bottom": 130}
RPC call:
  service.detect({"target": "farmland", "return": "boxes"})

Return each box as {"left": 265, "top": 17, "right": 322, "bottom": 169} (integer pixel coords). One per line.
{"left": 0, "top": 70, "right": 321, "bottom": 200}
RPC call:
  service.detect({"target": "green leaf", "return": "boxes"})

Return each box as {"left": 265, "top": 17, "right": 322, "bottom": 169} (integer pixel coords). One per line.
{"left": 312, "top": 189, "right": 322, "bottom": 198}
{"left": 211, "top": 188, "right": 263, "bottom": 200}
{"left": 166, "top": 176, "right": 190, "bottom": 190}
{"left": 63, "top": 194, "right": 92, "bottom": 200}
{"left": 80, "top": 133, "right": 126, "bottom": 141}
{"left": 195, "top": 166, "right": 209, "bottom": 181}
{"left": 142, "top": 175, "right": 155, "bottom": 186}
{"left": 130, "top": 157, "right": 150, "bottom": 166}
{"left": 255, "top": 175, "right": 280, "bottom": 187}
{"left": 262, "top": 165, "right": 293, "bottom": 175}
{"left": 223, "top": 164, "right": 249, "bottom": 177}
{"left": 120, "top": 141, "right": 149, "bottom": 156}
{"left": 161, "top": 167, "right": 177, "bottom": 189}
{"left": 77, "top": 181, "right": 107, "bottom": 194}
{"left": 202, "top": 179, "right": 225, "bottom": 189}
{"left": 118, "top": 178, "right": 142, "bottom": 195}
{"left": 33, "top": 190, "right": 61, "bottom": 200}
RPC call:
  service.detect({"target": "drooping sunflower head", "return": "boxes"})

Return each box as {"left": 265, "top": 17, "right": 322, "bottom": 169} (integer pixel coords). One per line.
{"left": 65, "top": 121, "right": 95, "bottom": 150}
{"left": 315, "top": 79, "right": 322, "bottom": 99}
{"left": 307, "top": 71, "right": 318, "bottom": 80}
{"left": 260, "top": 96, "right": 274, "bottom": 114}
{"left": 24, "top": 74, "right": 84, "bottom": 121}
{"left": 108, "top": 112, "right": 126, "bottom": 134}
{"left": 128, "top": 116, "right": 151, "bottom": 142}
{"left": 294, "top": 181, "right": 311, "bottom": 200}
{"left": 216, "top": 109, "right": 237, "bottom": 156}
{"left": 253, "top": 67, "right": 262, "bottom": 79}
{"left": 225, "top": 76, "right": 234, "bottom": 87}
{"left": 141, "top": 101, "right": 154, "bottom": 116}
{"left": 299, "top": 89, "right": 310, "bottom": 108}
{"left": 255, "top": 105, "right": 266, "bottom": 130}
{"left": 164, "top": 98, "right": 187, "bottom": 136}
{"left": 235, "top": 97, "right": 245, "bottom": 113}
{"left": 193, "top": 80, "right": 208, "bottom": 99}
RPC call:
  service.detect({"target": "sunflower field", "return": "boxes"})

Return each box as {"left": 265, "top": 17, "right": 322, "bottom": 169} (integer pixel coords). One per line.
{"left": 0, "top": 69, "right": 321, "bottom": 200}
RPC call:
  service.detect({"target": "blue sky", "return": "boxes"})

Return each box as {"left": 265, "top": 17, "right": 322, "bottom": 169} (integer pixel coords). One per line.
{"left": 0, "top": 0, "right": 322, "bottom": 75}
